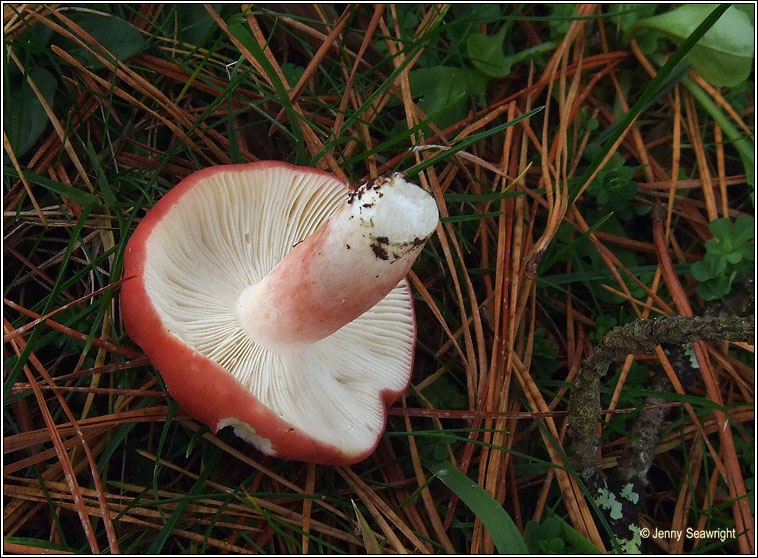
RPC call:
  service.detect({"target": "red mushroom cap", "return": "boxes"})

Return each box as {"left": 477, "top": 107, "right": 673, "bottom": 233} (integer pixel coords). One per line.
{"left": 121, "top": 162, "right": 437, "bottom": 464}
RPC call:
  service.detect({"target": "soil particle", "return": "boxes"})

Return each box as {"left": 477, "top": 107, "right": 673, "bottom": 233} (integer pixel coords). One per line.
{"left": 371, "top": 243, "right": 389, "bottom": 260}
{"left": 347, "top": 174, "right": 388, "bottom": 205}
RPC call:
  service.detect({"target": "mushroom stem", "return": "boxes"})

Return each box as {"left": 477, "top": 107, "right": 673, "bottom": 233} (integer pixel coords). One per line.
{"left": 236, "top": 173, "right": 439, "bottom": 350}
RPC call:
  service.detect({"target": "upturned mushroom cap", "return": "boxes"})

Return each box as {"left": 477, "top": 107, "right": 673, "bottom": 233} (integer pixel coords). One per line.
{"left": 121, "top": 161, "right": 438, "bottom": 464}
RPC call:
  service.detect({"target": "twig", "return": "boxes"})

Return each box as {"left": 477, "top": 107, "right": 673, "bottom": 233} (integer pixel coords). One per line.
{"left": 567, "top": 314, "right": 754, "bottom": 480}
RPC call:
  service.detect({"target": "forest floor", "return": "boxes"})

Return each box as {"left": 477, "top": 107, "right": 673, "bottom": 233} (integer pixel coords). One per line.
{"left": 3, "top": 4, "right": 755, "bottom": 554}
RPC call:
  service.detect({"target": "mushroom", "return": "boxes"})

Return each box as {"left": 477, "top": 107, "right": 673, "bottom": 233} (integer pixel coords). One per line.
{"left": 121, "top": 161, "right": 439, "bottom": 464}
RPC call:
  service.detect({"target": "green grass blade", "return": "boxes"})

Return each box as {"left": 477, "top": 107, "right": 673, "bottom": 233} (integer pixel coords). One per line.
{"left": 444, "top": 190, "right": 526, "bottom": 202}
{"left": 337, "top": 95, "right": 480, "bottom": 169}
{"left": 148, "top": 442, "right": 220, "bottom": 553}
{"left": 352, "top": 500, "right": 383, "bottom": 554}
{"left": 227, "top": 18, "right": 306, "bottom": 161}
{"left": 539, "top": 210, "right": 615, "bottom": 273}
{"left": 573, "top": 3, "right": 730, "bottom": 202}
{"left": 425, "top": 459, "right": 528, "bottom": 554}
{"left": 3, "top": 201, "right": 98, "bottom": 399}
{"left": 405, "top": 106, "right": 544, "bottom": 177}
{"left": 4, "top": 166, "right": 99, "bottom": 206}
{"left": 441, "top": 210, "right": 505, "bottom": 223}
{"left": 680, "top": 74, "right": 754, "bottom": 187}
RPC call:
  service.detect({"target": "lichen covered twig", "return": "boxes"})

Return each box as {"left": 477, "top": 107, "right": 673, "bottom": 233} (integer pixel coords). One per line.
{"left": 567, "top": 314, "right": 754, "bottom": 480}
{"left": 566, "top": 314, "right": 754, "bottom": 551}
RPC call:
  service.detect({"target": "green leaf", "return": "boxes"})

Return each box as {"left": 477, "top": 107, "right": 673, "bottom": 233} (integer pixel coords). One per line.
{"left": 467, "top": 25, "right": 510, "bottom": 76}
{"left": 417, "top": 434, "right": 453, "bottom": 463}
{"left": 690, "top": 255, "right": 726, "bottom": 281}
{"left": 616, "top": 4, "right": 660, "bottom": 32}
{"left": 724, "top": 250, "right": 744, "bottom": 265}
{"left": 281, "top": 63, "right": 305, "bottom": 90}
{"left": 178, "top": 4, "right": 224, "bottom": 45}
{"left": 592, "top": 314, "right": 617, "bottom": 342}
{"left": 446, "top": 4, "right": 503, "bottom": 47}
{"left": 697, "top": 272, "right": 735, "bottom": 301}
{"left": 733, "top": 215, "right": 755, "bottom": 243}
{"left": 630, "top": 5, "right": 754, "bottom": 87}
{"left": 539, "top": 517, "right": 561, "bottom": 539}
{"left": 451, "top": 4, "right": 503, "bottom": 26}
{"left": 422, "top": 377, "right": 466, "bottom": 409}
{"left": 549, "top": 4, "right": 577, "bottom": 36}
{"left": 738, "top": 242, "right": 755, "bottom": 263}
{"left": 11, "top": 21, "right": 54, "bottom": 57}
{"left": 66, "top": 12, "right": 146, "bottom": 69}
{"left": 524, "top": 517, "right": 567, "bottom": 554}
{"left": 443, "top": 189, "right": 525, "bottom": 202}
{"left": 704, "top": 238, "right": 724, "bottom": 256}
{"left": 425, "top": 459, "right": 528, "bottom": 554}
{"left": 735, "top": 3, "right": 755, "bottom": 26}
{"left": 524, "top": 520, "right": 543, "bottom": 543}
{"left": 467, "top": 26, "right": 557, "bottom": 78}
{"left": 554, "top": 515, "right": 604, "bottom": 554}
{"left": 409, "top": 66, "right": 488, "bottom": 130}
{"left": 4, "top": 66, "right": 57, "bottom": 158}
{"left": 708, "top": 217, "right": 733, "bottom": 240}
